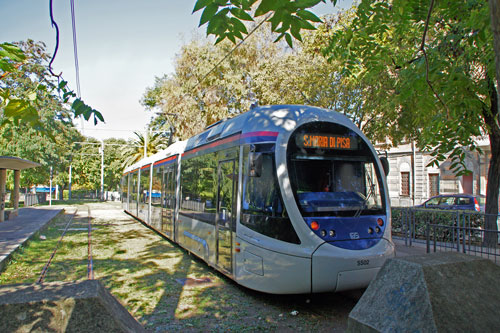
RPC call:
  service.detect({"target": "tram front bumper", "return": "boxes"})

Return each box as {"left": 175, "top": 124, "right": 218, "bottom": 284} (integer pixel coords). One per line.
{"left": 311, "top": 238, "right": 395, "bottom": 293}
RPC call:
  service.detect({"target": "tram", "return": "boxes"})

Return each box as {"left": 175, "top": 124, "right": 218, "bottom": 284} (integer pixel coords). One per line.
{"left": 121, "top": 105, "right": 395, "bottom": 294}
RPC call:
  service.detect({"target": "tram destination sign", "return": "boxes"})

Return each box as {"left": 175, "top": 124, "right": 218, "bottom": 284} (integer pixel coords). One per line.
{"left": 296, "top": 133, "right": 358, "bottom": 150}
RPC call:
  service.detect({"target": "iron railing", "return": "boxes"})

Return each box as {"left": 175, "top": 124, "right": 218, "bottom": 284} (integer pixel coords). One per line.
{"left": 426, "top": 223, "right": 500, "bottom": 263}
{"left": 392, "top": 207, "right": 500, "bottom": 262}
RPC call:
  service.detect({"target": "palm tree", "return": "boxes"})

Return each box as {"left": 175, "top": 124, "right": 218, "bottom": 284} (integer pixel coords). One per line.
{"left": 121, "top": 131, "right": 169, "bottom": 168}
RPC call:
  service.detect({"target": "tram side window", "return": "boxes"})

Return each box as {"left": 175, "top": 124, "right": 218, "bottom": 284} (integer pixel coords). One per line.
{"left": 163, "top": 165, "right": 177, "bottom": 211}
{"left": 121, "top": 175, "right": 128, "bottom": 203}
{"left": 180, "top": 153, "right": 217, "bottom": 224}
{"left": 241, "top": 146, "right": 300, "bottom": 244}
{"left": 152, "top": 167, "right": 162, "bottom": 206}
{"left": 131, "top": 171, "right": 138, "bottom": 203}
{"left": 140, "top": 167, "right": 151, "bottom": 204}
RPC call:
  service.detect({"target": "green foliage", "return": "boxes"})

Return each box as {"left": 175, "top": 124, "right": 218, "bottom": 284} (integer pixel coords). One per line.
{"left": 0, "top": 40, "right": 103, "bottom": 130}
{"left": 121, "top": 131, "right": 169, "bottom": 168}
{"left": 0, "top": 40, "right": 117, "bottom": 194}
{"left": 0, "top": 42, "right": 26, "bottom": 71}
{"left": 325, "top": 0, "right": 495, "bottom": 174}
{"left": 392, "top": 208, "right": 486, "bottom": 243}
{"left": 142, "top": 34, "right": 278, "bottom": 140}
{"left": 142, "top": 22, "right": 394, "bottom": 143}
{"left": 193, "top": 0, "right": 326, "bottom": 47}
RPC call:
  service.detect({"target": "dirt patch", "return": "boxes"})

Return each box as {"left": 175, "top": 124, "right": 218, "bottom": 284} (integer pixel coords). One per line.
{"left": 0, "top": 202, "right": 361, "bottom": 332}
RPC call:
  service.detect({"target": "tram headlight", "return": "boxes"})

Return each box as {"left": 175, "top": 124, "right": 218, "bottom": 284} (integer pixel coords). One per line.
{"left": 329, "top": 230, "right": 335, "bottom": 237}
{"left": 320, "top": 230, "right": 327, "bottom": 237}
{"left": 311, "top": 221, "right": 320, "bottom": 231}
{"left": 368, "top": 227, "right": 374, "bottom": 234}
{"left": 376, "top": 227, "right": 381, "bottom": 233}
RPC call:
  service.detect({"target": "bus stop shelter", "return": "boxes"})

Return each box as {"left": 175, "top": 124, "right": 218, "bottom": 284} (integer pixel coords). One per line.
{"left": 0, "top": 156, "right": 40, "bottom": 222}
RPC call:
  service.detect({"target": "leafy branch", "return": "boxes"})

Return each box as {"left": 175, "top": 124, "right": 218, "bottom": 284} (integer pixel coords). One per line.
{"left": 193, "top": 0, "right": 327, "bottom": 48}
{"left": 0, "top": 42, "right": 104, "bottom": 131}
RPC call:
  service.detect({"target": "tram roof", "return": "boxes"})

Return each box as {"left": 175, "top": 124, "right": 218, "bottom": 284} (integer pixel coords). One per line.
{"left": 123, "top": 105, "right": 358, "bottom": 174}
{"left": 184, "top": 105, "right": 353, "bottom": 151}
{"left": 124, "top": 140, "right": 187, "bottom": 173}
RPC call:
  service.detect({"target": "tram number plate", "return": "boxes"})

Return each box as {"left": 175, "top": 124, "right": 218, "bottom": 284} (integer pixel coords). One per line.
{"left": 357, "top": 259, "right": 370, "bottom": 266}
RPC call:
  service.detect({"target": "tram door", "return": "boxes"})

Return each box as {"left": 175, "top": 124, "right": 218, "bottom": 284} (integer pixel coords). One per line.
{"left": 216, "top": 159, "right": 236, "bottom": 273}
{"left": 162, "top": 165, "right": 176, "bottom": 239}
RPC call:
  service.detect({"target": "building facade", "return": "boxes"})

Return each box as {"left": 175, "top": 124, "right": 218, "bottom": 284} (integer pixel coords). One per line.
{"left": 380, "top": 139, "right": 491, "bottom": 207}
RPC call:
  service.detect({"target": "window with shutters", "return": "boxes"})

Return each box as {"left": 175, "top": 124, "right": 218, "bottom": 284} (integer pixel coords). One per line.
{"left": 429, "top": 173, "right": 439, "bottom": 197}
{"left": 401, "top": 172, "right": 410, "bottom": 196}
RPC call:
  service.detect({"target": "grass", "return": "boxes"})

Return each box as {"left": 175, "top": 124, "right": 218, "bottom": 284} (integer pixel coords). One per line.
{"left": 0, "top": 202, "right": 359, "bottom": 332}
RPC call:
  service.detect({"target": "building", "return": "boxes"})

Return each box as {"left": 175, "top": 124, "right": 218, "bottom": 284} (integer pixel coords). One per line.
{"left": 381, "top": 138, "right": 491, "bottom": 207}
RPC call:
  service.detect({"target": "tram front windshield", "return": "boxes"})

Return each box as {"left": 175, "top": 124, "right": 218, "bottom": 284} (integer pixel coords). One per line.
{"left": 287, "top": 122, "right": 385, "bottom": 217}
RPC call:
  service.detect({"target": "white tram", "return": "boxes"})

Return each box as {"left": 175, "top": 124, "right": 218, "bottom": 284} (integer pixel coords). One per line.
{"left": 121, "top": 105, "right": 395, "bottom": 294}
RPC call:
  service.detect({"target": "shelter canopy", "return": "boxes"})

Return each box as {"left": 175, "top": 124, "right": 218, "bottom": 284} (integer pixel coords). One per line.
{"left": 0, "top": 156, "right": 40, "bottom": 170}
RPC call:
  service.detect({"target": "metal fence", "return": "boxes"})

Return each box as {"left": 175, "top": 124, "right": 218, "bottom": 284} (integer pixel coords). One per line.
{"left": 24, "top": 193, "right": 47, "bottom": 207}
{"left": 425, "top": 223, "right": 500, "bottom": 263}
{"left": 392, "top": 207, "right": 500, "bottom": 262}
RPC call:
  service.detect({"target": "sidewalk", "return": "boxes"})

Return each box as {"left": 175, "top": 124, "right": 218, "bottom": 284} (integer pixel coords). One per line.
{"left": 393, "top": 238, "right": 428, "bottom": 257}
{"left": 0, "top": 207, "right": 63, "bottom": 272}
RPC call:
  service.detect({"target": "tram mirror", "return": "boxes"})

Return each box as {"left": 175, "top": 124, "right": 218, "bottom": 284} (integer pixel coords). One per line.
{"left": 380, "top": 157, "right": 390, "bottom": 176}
{"left": 249, "top": 152, "right": 263, "bottom": 177}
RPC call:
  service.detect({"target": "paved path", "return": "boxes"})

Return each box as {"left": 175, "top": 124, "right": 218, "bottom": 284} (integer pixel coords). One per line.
{"left": 0, "top": 207, "right": 62, "bottom": 272}
{"left": 393, "top": 238, "right": 428, "bottom": 257}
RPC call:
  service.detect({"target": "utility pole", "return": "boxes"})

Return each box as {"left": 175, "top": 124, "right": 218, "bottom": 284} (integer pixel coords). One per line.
{"left": 49, "top": 166, "right": 53, "bottom": 206}
{"left": 100, "top": 140, "right": 104, "bottom": 201}
{"left": 69, "top": 164, "right": 72, "bottom": 200}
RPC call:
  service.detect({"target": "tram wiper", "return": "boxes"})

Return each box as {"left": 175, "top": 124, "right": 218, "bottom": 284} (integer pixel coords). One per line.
{"left": 353, "top": 194, "right": 369, "bottom": 218}
{"left": 354, "top": 171, "right": 375, "bottom": 218}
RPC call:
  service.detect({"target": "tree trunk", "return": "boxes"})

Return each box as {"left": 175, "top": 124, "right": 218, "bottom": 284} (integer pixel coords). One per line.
{"left": 484, "top": 137, "right": 500, "bottom": 246}
{"left": 489, "top": 0, "right": 500, "bottom": 93}
{"left": 483, "top": 75, "right": 500, "bottom": 246}
{"left": 59, "top": 184, "right": 66, "bottom": 201}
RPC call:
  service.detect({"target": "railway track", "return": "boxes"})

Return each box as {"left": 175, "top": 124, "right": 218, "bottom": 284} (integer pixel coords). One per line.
{"left": 37, "top": 206, "right": 94, "bottom": 284}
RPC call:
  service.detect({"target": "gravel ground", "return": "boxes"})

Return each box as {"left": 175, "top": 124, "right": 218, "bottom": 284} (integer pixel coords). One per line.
{"left": 1, "top": 201, "right": 363, "bottom": 332}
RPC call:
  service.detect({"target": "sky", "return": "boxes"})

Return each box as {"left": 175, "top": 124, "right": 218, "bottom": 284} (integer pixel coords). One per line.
{"left": 1, "top": 0, "right": 351, "bottom": 141}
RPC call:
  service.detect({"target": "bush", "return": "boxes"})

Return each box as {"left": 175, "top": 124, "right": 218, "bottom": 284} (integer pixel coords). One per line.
{"left": 391, "top": 207, "right": 485, "bottom": 241}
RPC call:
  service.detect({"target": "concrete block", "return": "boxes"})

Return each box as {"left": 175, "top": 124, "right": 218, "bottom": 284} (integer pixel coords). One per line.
{"left": 348, "top": 252, "right": 500, "bottom": 332}
{"left": 0, "top": 280, "right": 145, "bottom": 332}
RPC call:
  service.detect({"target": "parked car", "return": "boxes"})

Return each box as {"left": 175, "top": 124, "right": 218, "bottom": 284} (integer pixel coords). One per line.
{"left": 418, "top": 194, "right": 485, "bottom": 212}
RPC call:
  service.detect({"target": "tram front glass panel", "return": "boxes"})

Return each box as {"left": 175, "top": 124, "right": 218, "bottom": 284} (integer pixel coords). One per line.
{"left": 287, "top": 122, "right": 387, "bottom": 246}
{"left": 241, "top": 144, "right": 300, "bottom": 244}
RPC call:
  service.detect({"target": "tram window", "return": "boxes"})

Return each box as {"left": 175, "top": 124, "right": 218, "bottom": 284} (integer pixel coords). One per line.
{"left": 287, "top": 122, "right": 385, "bottom": 217}
{"left": 130, "top": 171, "right": 138, "bottom": 202}
{"left": 140, "top": 167, "right": 151, "bottom": 204}
{"left": 121, "top": 175, "right": 128, "bottom": 203}
{"left": 151, "top": 167, "right": 162, "bottom": 206}
{"left": 241, "top": 146, "right": 300, "bottom": 244}
{"left": 180, "top": 153, "right": 217, "bottom": 225}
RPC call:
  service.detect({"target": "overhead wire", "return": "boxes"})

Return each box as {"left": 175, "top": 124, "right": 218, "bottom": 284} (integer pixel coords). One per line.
{"left": 70, "top": 0, "right": 81, "bottom": 99}
{"left": 48, "top": 0, "right": 61, "bottom": 77}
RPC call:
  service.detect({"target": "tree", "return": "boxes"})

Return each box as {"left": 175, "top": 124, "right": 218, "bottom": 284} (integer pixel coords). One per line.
{"left": 0, "top": 40, "right": 84, "bottom": 193}
{"left": 142, "top": 32, "right": 282, "bottom": 140}
{"left": 0, "top": 41, "right": 103, "bottom": 130}
{"left": 197, "top": 0, "right": 500, "bottom": 244}
{"left": 103, "top": 138, "right": 128, "bottom": 192}
{"left": 324, "top": 0, "right": 499, "bottom": 242}
{"left": 121, "top": 131, "right": 169, "bottom": 168}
